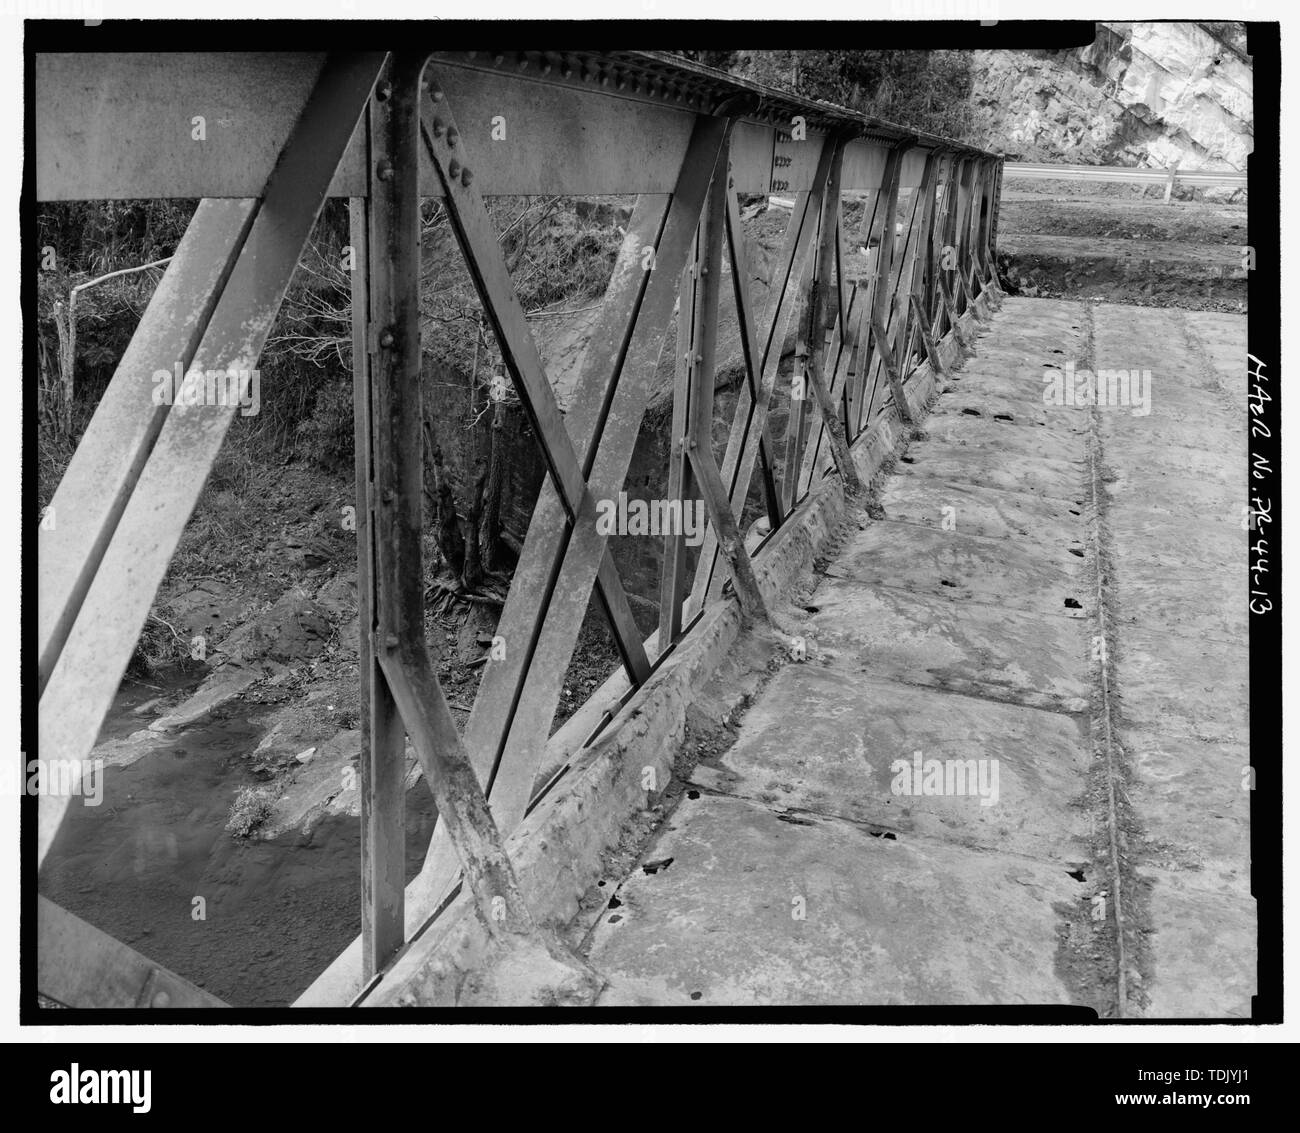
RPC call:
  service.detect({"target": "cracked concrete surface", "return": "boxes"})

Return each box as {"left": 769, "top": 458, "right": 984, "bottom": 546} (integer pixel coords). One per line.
{"left": 573, "top": 297, "right": 1252, "bottom": 1016}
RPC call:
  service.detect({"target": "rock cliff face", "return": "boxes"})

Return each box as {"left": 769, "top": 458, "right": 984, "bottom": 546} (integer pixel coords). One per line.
{"left": 971, "top": 22, "right": 1252, "bottom": 171}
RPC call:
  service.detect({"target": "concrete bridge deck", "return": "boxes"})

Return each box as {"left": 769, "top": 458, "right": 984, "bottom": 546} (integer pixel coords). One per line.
{"left": 574, "top": 297, "right": 1252, "bottom": 1017}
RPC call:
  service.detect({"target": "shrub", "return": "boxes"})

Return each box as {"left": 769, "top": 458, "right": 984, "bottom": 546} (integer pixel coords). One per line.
{"left": 226, "top": 785, "right": 276, "bottom": 839}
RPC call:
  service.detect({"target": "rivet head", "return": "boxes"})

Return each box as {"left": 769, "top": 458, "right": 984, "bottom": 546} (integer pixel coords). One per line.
{"left": 449, "top": 159, "right": 462, "bottom": 180}
{"left": 379, "top": 330, "right": 395, "bottom": 348}
{"left": 150, "top": 991, "right": 170, "bottom": 1008}
{"left": 462, "top": 167, "right": 474, "bottom": 188}
{"left": 432, "top": 117, "right": 445, "bottom": 138}
{"left": 376, "top": 81, "right": 393, "bottom": 102}
{"left": 382, "top": 488, "right": 396, "bottom": 503}
{"left": 377, "top": 160, "right": 394, "bottom": 181}
{"left": 386, "top": 634, "right": 400, "bottom": 650}
{"left": 446, "top": 127, "right": 459, "bottom": 148}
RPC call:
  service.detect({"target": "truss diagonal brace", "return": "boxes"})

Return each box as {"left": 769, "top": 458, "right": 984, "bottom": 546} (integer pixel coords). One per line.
{"left": 803, "top": 134, "right": 863, "bottom": 495}
{"left": 871, "top": 311, "right": 915, "bottom": 427}
{"left": 419, "top": 77, "right": 651, "bottom": 687}
{"left": 37, "top": 52, "right": 387, "bottom": 868}
{"left": 414, "top": 114, "right": 735, "bottom": 922}
{"left": 680, "top": 144, "right": 767, "bottom": 625}
{"left": 359, "top": 58, "right": 598, "bottom": 998}
{"left": 910, "top": 291, "right": 946, "bottom": 380}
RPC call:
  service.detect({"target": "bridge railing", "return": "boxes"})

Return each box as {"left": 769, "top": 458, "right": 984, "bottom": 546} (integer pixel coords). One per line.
{"left": 34, "top": 49, "right": 1002, "bottom": 1006}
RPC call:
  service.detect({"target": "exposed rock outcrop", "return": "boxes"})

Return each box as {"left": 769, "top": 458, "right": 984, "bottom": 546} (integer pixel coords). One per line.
{"left": 972, "top": 23, "right": 1252, "bottom": 176}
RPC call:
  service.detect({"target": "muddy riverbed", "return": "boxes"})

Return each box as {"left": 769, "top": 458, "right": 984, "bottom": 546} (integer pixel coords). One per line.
{"left": 39, "top": 677, "right": 438, "bottom": 1007}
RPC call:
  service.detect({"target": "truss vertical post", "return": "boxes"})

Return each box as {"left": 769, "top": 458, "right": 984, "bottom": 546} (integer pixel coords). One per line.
{"left": 683, "top": 140, "right": 768, "bottom": 623}
{"left": 351, "top": 98, "right": 406, "bottom": 976}
{"left": 724, "top": 181, "right": 783, "bottom": 531}
{"left": 857, "top": 140, "right": 907, "bottom": 433}
{"left": 780, "top": 245, "right": 814, "bottom": 511}
{"left": 356, "top": 58, "right": 423, "bottom": 977}
{"left": 989, "top": 157, "right": 1004, "bottom": 267}
{"left": 800, "top": 134, "right": 862, "bottom": 497}
{"left": 659, "top": 252, "right": 700, "bottom": 650}
{"left": 938, "top": 156, "right": 967, "bottom": 331}
{"left": 955, "top": 159, "right": 978, "bottom": 311}
{"left": 687, "top": 178, "right": 823, "bottom": 616}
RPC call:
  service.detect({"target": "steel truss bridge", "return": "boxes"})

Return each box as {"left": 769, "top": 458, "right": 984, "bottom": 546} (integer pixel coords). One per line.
{"left": 34, "top": 49, "right": 1003, "bottom": 1008}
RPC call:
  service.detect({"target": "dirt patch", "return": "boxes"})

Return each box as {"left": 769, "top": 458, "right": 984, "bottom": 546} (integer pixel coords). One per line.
{"left": 997, "top": 184, "right": 1248, "bottom": 312}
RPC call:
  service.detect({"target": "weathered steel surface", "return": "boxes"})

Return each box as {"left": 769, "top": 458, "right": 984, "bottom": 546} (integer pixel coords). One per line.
{"left": 353, "top": 61, "right": 409, "bottom": 979}
{"left": 659, "top": 250, "right": 701, "bottom": 651}
{"left": 681, "top": 147, "right": 768, "bottom": 624}
{"left": 800, "top": 136, "right": 861, "bottom": 495}
{"left": 38, "top": 54, "right": 385, "bottom": 866}
{"left": 413, "top": 116, "right": 732, "bottom": 920}
{"left": 35, "top": 52, "right": 993, "bottom": 200}
{"left": 686, "top": 183, "right": 811, "bottom": 614}
{"left": 36, "top": 45, "right": 1005, "bottom": 1004}
{"left": 420, "top": 72, "right": 651, "bottom": 685}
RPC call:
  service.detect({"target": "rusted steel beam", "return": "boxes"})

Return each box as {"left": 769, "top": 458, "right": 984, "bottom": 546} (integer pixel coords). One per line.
{"left": 989, "top": 159, "right": 1004, "bottom": 262}
{"left": 303, "top": 192, "right": 679, "bottom": 1008}
{"left": 797, "top": 227, "right": 869, "bottom": 491}
{"left": 855, "top": 142, "right": 908, "bottom": 435}
{"left": 894, "top": 151, "right": 943, "bottom": 373}
{"left": 845, "top": 187, "right": 884, "bottom": 435}
{"left": 925, "top": 153, "right": 956, "bottom": 338}
{"left": 367, "top": 54, "right": 576, "bottom": 972}
{"left": 658, "top": 255, "right": 699, "bottom": 651}
{"left": 38, "top": 897, "right": 229, "bottom": 1008}
{"left": 38, "top": 53, "right": 386, "bottom": 867}
{"left": 872, "top": 164, "right": 929, "bottom": 398}
{"left": 911, "top": 291, "right": 945, "bottom": 378}
{"left": 378, "top": 650, "right": 536, "bottom": 940}
{"left": 938, "top": 271, "right": 965, "bottom": 349}
{"left": 688, "top": 176, "right": 823, "bottom": 614}
{"left": 353, "top": 61, "right": 409, "bottom": 980}
{"left": 37, "top": 198, "right": 256, "bottom": 696}
{"left": 778, "top": 134, "right": 844, "bottom": 509}
{"left": 957, "top": 259, "right": 976, "bottom": 311}
{"left": 871, "top": 311, "right": 914, "bottom": 427}
{"left": 938, "top": 156, "right": 964, "bottom": 312}
{"left": 954, "top": 159, "right": 978, "bottom": 312}
{"left": 414, "top": 114, "right": 734, "bottom": 922}
{"left": 680, "top": 145, "right": 768, "bottom": 624}
{"left": 419, "top": 75, "right": 651, "bottom": 688}
{"left": 35, "top": 52, "right": 996, "bottom": 202}
{"left": 800, "top": 135, "right": 862, "bottom": 498}
{"left": 724, "top": 186, "right": 782, "bottom": 528}
{"left": 780, "top": 292, "right": 813, "bottom": 511}
{"left": 908, "top": 152, "right": 941, "bottom": 322}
